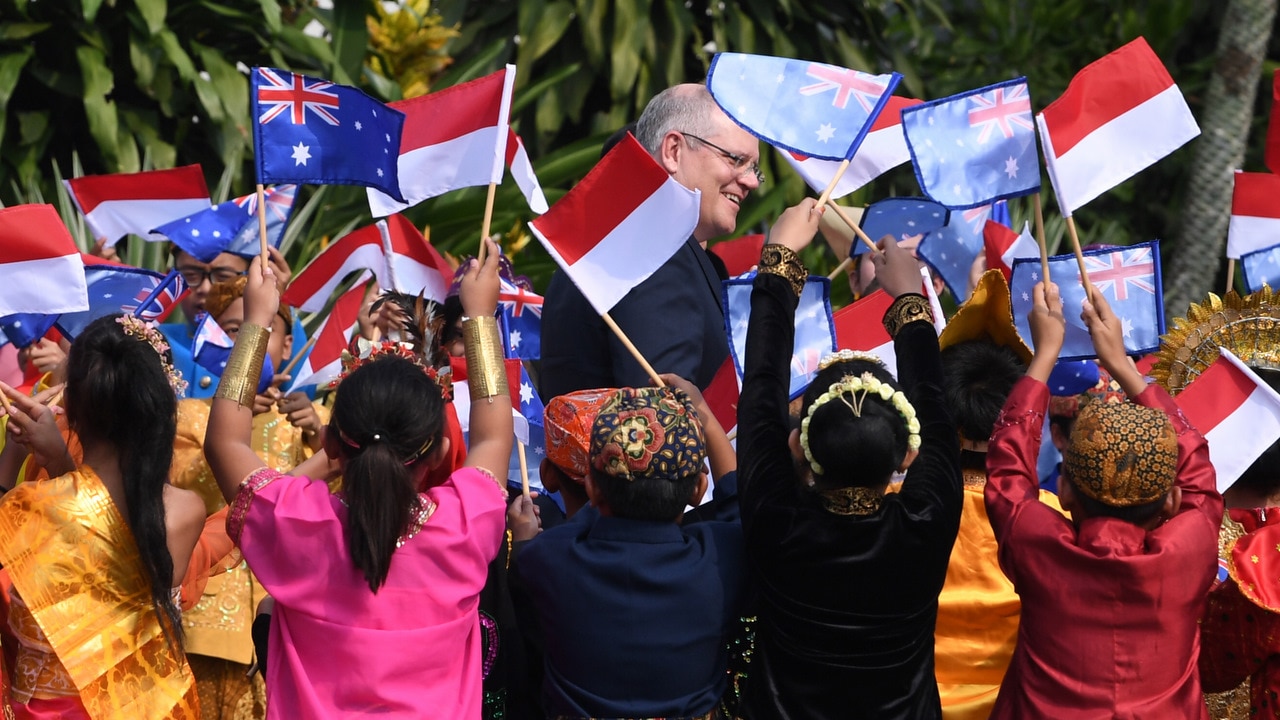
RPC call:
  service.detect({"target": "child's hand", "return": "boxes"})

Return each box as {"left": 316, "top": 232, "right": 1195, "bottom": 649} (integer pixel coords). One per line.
{"left": 1082, "top": 286, "right": 1147, "bottom": 396}
{"left": 278, "top": 392, "right": 322, "bottom": 440}
{"left": 507, "top": 492, "right": 542, "bottom": 542}
{"left": 766, "top": 198, "right": 823, "bottom": 255}
{"left": 459, "top": 238, "right": 501, "bottom": 319}
{"left": 0, "top": 382, "right": 71, "bottom": 472}
{"left": 657, "top": 373, "right": 711, "bottom": 423}
{"left": 1029, "top": 282, "right": 1065, "bottom": 358}
{"left": 870, "top": 234, "right": 922, "bottom": 299}
{"left": 243, "top": 255, "right": 281, "bottom": 330}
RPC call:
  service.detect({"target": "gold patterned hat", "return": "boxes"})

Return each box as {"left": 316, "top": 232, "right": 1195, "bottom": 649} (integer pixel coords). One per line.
{"left": 938, "top": 269, "right": 1033, "bottom": 364}
{"left": 1150, "top": 288, "right": 1280, "bottom": 395}
{"left": 1063, "top": 400, "right": 1178, "bottom": 506}
{"left": 590, "top": 387, "right": 706, "bottom": 482}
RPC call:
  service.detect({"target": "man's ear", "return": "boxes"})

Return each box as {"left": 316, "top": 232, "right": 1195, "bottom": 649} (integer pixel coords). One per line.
{"left": 657, "top": 131, "right": 683, "bottom": 174}
{"left": 689, "top": 472, "right": 709, "bottom": 506}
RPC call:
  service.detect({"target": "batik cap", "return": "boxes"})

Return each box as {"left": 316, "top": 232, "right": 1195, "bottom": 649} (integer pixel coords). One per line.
{"left": 1048, "top": 362, "right": 1125, "bottom": 419}
{"left": 1063, "top": 401, "right": 1178, "bottom": 507}
{"left": 545, "top": 388, "right": 616, "bottom": 482}
{"left": 938, "top": 269, "right": 1033, "bottom": 364}
{"left": 590, "top": 387, "right": 707, "bottom": 482}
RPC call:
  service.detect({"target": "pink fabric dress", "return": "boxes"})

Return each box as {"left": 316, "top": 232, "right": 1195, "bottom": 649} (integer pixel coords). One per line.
{"left": 227, "top": 466, "right": 507, "bottom": 719}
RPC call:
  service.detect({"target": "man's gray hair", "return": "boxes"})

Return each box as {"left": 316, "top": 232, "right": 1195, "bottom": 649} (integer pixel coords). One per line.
{"left": 635, "top": 84, "right": 723, "bottom": 155}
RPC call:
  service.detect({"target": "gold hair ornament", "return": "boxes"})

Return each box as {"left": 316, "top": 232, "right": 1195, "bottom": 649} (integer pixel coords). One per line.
{"left": 799, "top": 372, "right": 921, "bottom": 476}
{"left": 817, "top": 349, "right": 886, "bottom": 371}
{"left": 329, "top": 338, "right": 451, "bottom": 400}
{"left": 116, "top": 315, "right": 187, "bottom": 396}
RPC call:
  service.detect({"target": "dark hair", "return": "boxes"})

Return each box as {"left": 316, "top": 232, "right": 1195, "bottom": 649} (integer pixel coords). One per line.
{"left": 1063, "top": 473, "right": 1167, "bottom": 524}
{"left": 590, "top": 467, "right": 699, "bottom": 521}
{"left": 800, "top": 360, "right": 907, "bottom": 488}
{"left": 941, "top": 340, "right": 1026, "bottom": 444}
{"left": 63, "top": 315, "right": 181, "bottom": 642}
{"left": 441, "top": 295, "right": 464, "bottom": 346}
{"left": 369, "top": 291, "right": 448, "bottom": 367}
{"left": 1228, "top": 368, "right": 1280, "bottom": 495}
{"left": 329, "top": 355, "right": 445, "bottom": 592}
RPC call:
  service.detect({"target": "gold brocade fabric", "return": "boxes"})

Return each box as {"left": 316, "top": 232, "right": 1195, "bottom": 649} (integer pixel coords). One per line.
{"left": 0, "top": 468, "right": 199, "bottom": 719}
{"left": 935, "top": 480, "right": 1064, "bottom": 720}
{"left": 171, "top": 399, "right": 325, "bottom": 717}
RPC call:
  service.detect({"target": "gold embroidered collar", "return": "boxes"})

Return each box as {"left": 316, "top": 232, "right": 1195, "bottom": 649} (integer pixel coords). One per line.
{"left": 819, "top": 486, "right": 884, "bottom": 516}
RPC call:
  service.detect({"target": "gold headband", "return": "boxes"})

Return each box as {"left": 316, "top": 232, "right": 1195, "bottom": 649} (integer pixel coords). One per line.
{"left": 116, "top": 315, "right": 187, "bottom": 396}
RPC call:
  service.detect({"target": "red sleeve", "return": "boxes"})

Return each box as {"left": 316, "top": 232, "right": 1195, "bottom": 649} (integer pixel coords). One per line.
{"left": 984, "top": 375, "right": 1051, "bottom": 584}
{"left": 1200, "top": 579, "right": 1274, "bottom": 692}
{"left": 1130, "top": 384, "right": 1223, "bottom": 522}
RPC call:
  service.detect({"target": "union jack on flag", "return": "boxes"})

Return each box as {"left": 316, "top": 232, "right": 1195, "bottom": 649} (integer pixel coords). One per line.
{"left": 902, "top": 77, "right": 1041, "bottom": 209}
{"left": 499, "top": 277, "right": 543, "bottom": 360}
{"left": 252, "top": 67, "right": 405, "bottom": 201}
{"left": 55, "top": 266, "right": 188, "bottom": 340}
{"left": 228, "top": 184, "right": 298, "bottom": 255}
{"left": 1010, "top": 241, "right": 1165, "bottom": 361}
{"left": 707, "top": 52, "right": 900, "bottom": 161}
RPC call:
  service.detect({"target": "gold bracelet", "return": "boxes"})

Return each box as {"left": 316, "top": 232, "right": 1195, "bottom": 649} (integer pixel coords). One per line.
{"left": 215, "top": 323, "right": 270, "bottom": 408}
{"left": 463, "top": 316, "right": 507, "bottom": 402}
{"left": 882, "top": 294, "right": 934, "bottom": 338}
{"left": 758, "top": 243, "right": 807, "bottom": 297}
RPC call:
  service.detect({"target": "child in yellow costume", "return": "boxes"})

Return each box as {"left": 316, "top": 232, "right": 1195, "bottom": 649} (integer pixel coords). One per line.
{"left": 933, "top": 270, "right": 1064, "bottom": 719}
{"left": 169, "top": 276, "right": 328, "bottom": 720}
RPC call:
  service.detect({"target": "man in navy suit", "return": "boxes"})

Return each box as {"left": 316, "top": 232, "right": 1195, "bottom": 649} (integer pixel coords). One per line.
{"left": 541, "top": 84, "right": 761, "bottom": 397}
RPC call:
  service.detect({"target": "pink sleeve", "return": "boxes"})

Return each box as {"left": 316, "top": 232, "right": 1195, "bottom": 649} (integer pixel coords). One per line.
{"left": 426, "top": 466, "right": 509, "bottom": 567}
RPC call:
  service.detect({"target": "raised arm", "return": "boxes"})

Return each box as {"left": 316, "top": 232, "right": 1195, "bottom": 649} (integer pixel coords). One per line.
{"left": 738, "top": 200, "right": 821, "bottom": 524}
{"left": 205, "top": 256, "right": 278, "bottom": 504}
{"left": 459, "top": 240, "right": 513, "bottom": 479}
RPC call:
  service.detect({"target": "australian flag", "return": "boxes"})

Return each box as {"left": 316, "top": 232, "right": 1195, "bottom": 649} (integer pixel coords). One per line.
{"left": 1010, "top": 241, "right": 1165, "bottom": 361}
{"left": 917, "top": 201, "right": 1009, "bottom": 303}
{"left": 499, "top": 277, "right": 543, "bottom": 361}
{"left": 192, "top": 312, "right": 273, "bottom": 393}
{"left": 228, "top": 184, "right": 297, "bottom": 257}
{"left": 707, "top": 52, "right": 901, "bottom": 161}
{"left": 854, "top": 197, "right": 950, "bottom": 258}
{"left": 0, "top": 314, "right": 57, "bottom": 348}
{"left": 154, "top": 202, "right": 251, "bottom": 264}
{"left": 56, "top": 266, "right": 187, "bottom": 340}
{"left": 253, "top": 67, "right": 405, "bottom": 201}
{"left": 902, "top": 78, "right": 1040, "bottom": 209}
{"left": 1241, "top": 242, "right": 1280, "bottom": 293}
{"left": 725, "top": 275, "right": 836, "bottom": 399}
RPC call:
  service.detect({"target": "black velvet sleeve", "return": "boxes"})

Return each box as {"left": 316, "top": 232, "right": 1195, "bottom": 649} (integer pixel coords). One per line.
{"left": 737, "top": 272, "right": 802, "bottom": 535}
{"left": 889, "top": 308, "right": 962, "bottom": 518}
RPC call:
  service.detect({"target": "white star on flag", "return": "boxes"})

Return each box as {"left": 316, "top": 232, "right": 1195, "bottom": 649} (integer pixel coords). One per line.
{"left": 376, "top": 168, "right": 384, "bottom": 177}
{"left": 291, "top": 142, "right": 311, "bottom": 166}
{"left": 1031, "top": 271, "right": 1039, "bottom": 281}
{"left": 1121, "top": 316, "right": 1134, "bottom": 338}
{"left": 509, "top": 329, "right": 522, "bottom": 348}
{"left": 520, "top": 382, "right": 534, "bottom": 405}
{"left": 816, "top": 123, "right": 836, "bottom": 142}
{"left": 355, "top": 120, "right": 362, "bottom": 131}
{"left": 1004, "top": 156, "right": 1019, "bottom": 178}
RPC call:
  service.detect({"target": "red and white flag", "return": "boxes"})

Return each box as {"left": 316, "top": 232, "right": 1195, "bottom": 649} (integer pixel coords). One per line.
{"left": 288, "top": 277, "right": 369, "bottom": 390}
{"left": 506, "top": 129, "right": 548, "bottom": 214}
{"left": 1267, "top": 69, "right": 1279, "bottom": 175}
{"left": 1036, "top": 37, "right": 1199, "bottom": 216}
{"left": 1176, "top": 348, "right": 1280, "bottom": 492}
{"left": 709, "top": 234, "right": 765, "bottom": 277}
{"left": 833, "top": 289, "right": 897, "bottom": 378}
{"left": 528, "top": 133, "right": 700, "bottom": 314}
{"left": 64, "top": 165, "right": 210, "bottom": 246}
{"left": 1227, "top": 171, "right": 1280, "bottom": 259}
{"left": 984, "top": 220, "right": 1039, "bottom": 281}
{"left": 0, "top": 205, "right": 89, "bottom": 315}
{"left": 780, "top": 95, "right": 922, "bottom": 199}
{"left": 367, "top": 66, "right": 516, "bottom": 217}
{"left": 282, "top": 214, "right": 450, "bottom": 312}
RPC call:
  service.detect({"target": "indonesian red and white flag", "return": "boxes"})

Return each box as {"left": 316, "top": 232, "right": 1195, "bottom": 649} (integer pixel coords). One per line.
{"left": 288, "top": 277, "right": 369, "bottom": 390}
{"left": 1227, "top": 171, "right": 1280, "bottom": 259}
{"left": 1036, "top": 37, "right": 1200, "bottom": 216}
{"left": 984, "top": 220, "right": 1039, "bottom": 281}
{"left": 368, "top": 66, "right": 516, "bottom": 217}
{"left": 709, "top": 234, "right": 765, "bottom": 277}
{"left": 64, "top": 165, "right": 210, "bottom": 246}
{"left": 1176, "top": 347, "right": 1280, "bottom": 492}
{"left": 507, "top": 129, "right": 548, "bottom": 214}
{"left": 833, "top": 289, "right": 897, "bottom": 378}
{"left": 529, "top": 133, "right": 700, "bottom": 314}
{"left": 780, "top": 95, "right": 922, "bottom": 199}
{"left": 0, "top": 205, "right": 89, "bottom": 315}
{"left": 282, "top": 214, "right": 450, "bottom": 312}
{"left": 448, "top": 357, "right": 535, "bottom": 444}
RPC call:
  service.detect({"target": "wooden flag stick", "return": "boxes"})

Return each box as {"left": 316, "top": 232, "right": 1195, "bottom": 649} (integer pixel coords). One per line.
{"left": 1032, "top": 193, "right": 1050, "bottom": 283}
{"left": 516, "top": 439, "right": 531, "bottom": 498}
{"left": 600, "top": 312, "right": 665, "bottom": 388}
{"left": 256, "top": 184, "right": 270, "bottom": 264}
{"left": 477, "top": 181, "right": 498, "bottom": 264}
{"left": 827, "top": 257, "right": 853, "bottom": 281}
{"left": 814, "top": 159, "right": 851, "bottom": 210}
{"left": 278, "top": 333, "right": 319, "bottom": 380}
{"left": 825, "top": 200, "right": 881, "bottom": 256}
{"left": 1064, "top": 215, "right": 1093, "bottom": 295}
{"left": 1225, "top": 258, "right": 1237, "bottom": 295}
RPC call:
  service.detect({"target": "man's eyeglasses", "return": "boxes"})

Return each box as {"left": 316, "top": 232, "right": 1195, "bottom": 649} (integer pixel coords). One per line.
{"left": 679, "top": 132, "right": 764, "bottom": 184}
{"left": 177, "top": 267, "right": 245, "bottom": 287}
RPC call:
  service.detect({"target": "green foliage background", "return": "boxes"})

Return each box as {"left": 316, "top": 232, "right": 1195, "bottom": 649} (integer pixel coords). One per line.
{"left": 1, "top": 0, "right": 1277, "bottom": 309}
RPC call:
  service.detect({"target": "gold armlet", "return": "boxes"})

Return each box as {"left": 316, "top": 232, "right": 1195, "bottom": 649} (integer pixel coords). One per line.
{"left": 215, "top": 323, "right": 269, "bottom": 408}
{"left": 757, "top": 244, "right": 807, "bottom": 297}
{"left": 463, "top": 316, "right": 507, "bottom": 402}
{"left": 882, "top": 294, "right": 934, "bottom": 338}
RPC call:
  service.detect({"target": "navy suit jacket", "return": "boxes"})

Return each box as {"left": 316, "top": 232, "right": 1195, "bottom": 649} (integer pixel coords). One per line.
{"left": 540, "top": 237, "right": 729, "bottom": 397}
